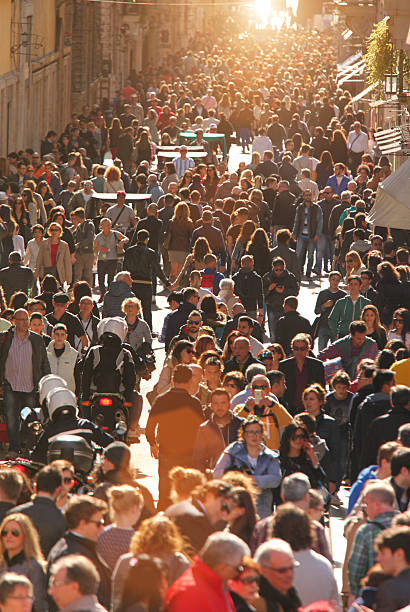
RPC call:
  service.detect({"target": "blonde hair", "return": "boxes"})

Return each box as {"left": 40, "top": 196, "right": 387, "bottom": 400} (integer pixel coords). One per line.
{"left": 171, "top": 201, "right": 191, "bottom": 224}
{"left": 345, "top": 250, "right": 363, "bottom": 273}
{"left": 122, "top": 297, "right": 142, "bottom": 315}
{"left": 169, "top": 466, "right": 205, "bottom": 503}
{"left": 0, "top": 514, "right": 45, "bottom": 569}
{"left": 130, "top": 515, "right": 186, "bottom": 557}
{"left": 48, "top": 222, "right": 63, "bottom": 237}
{"left": 107, "top": 485, "right": 143, "bottom": 516}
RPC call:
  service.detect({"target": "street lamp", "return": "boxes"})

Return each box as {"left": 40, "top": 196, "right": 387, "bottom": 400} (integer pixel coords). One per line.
{"left": 385, "top": 73, "right": 398, "bottom": 95}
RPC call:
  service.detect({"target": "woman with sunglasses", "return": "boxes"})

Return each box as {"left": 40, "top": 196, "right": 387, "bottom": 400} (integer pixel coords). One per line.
{"left": 257, "top": 344, "right": 285, "bottom": 372}
{"left": 229, "top": 558, "right": 261, "bottom": 612}
{"left": 214, "top": 416, "right": 281, "bottom": 518}
{"left": 279, "top": 422, "right": 326, "bottom": 490}
{"left": 387, "top": 308, "right": 410, "bottom": 351}
{"left": 0, "top": 513, "right": 46, "bottom": 611}
{"left": 34, "top": 222, "right": 72, "bottom": 286}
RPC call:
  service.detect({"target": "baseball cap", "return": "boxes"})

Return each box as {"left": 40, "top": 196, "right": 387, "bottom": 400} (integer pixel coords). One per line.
{"left": 53, "top": 292, "right": 70, "bottom": 304}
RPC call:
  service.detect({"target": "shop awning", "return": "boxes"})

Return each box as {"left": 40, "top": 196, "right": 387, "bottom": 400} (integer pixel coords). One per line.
{"left": 351, "top": 82, "right": 377, "bottom": 104}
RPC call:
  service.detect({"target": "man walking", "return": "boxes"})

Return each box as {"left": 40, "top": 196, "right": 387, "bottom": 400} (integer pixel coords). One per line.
{"left": 72, "top": 207, "right": 95, "bottom": 286}
{"left": 124, "top": 229, "right": 170, "bottom": 330}
{"left": 146, "top": 364, "right": 204, "bottom": 509}
{"left": 292, "top": 190, "right": 323, "bottom": 278}
{"left": 0, "top": 309, "right": 50, "bottom": 456}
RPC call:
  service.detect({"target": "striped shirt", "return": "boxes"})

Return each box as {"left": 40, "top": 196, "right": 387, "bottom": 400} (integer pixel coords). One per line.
{"left": 172, "top": 155, "right": 195, "bottom": 178}
{"left": 4, "top": 331, "right": 34, "bottom": 392}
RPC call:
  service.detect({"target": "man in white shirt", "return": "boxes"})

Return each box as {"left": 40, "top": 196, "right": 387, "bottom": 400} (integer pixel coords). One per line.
{"left": 252, "top": 128, "right": 274, "bottom": 156}
{"left": 292, "top": 144, "right": 319, "bottom": 180}
{"left": 237, "top": 315, "right": 264, "bottom": 357}
{"left": 201, "top": 89, "right": 217, "bottom": 111}
{"left": 347, "top": 121, "right": 369, "bottom": 175}
{"left": 297, "top": 169, "right": 319, "bottom": 202}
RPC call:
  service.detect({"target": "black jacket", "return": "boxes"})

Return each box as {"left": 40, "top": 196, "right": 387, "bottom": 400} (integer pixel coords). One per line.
{"left": 279, "top": 357, "right": 326, "bottom": 414}
{"left": 132, "top": 216, "right": 163, "bottom": 250}
{"left": 0, "top": 328, "right": 50, "bottom": 390}
{"left": 31, "top": 415, "right": 113, "bottom": 463}
{"left": 276, "top": 311, "right": 312, "bottom": 356}
{"left": 262, "top": 269, "right": 299, "bottom": 311}
{"left": 165, "top": 498, "right": 217, "bottom": 553}
{"left": 259, "top": 575, "right": 301, "bottom": 612}
{"left": 375, "top": 567, "right": 410, "bottom": 612}
{"left": 271, "top": 190, "right": 296, "bottom": 229}
{"left": 124, "top": 241, "right": 169, "bottom": 285}
{"left": 361, "top": 405, "right": 410, "bottom": 469}
{"left": 0, "top": 264, "right": 34, "bottom": 302}
{"left": 81, "top": 343, "right": 136, "bottom": 402}
{"left": 47, "top": 531, "right": 111, "bottom": 609}
{"left": 232, "top": 267, "right": 263, "bottom": 313}
{"left": 165, "top": 302, "right": 195, "bottom": 352}
{"left": 223, "top": 353, "right": 261, "bottom": 375}
{"left": 10, "top": 496, "right": 65, "bottom": 557}
{"left": 351, "top": 392, "right": 391, "bottom": 479}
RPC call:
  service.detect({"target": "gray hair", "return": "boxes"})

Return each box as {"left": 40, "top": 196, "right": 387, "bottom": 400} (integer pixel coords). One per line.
{"left": 398, "top": 423, "right": 410, "bottom": 447}
{"left": 219, "top": 278, "right": 234, "bottom": 291}
{"left": 200, "top": 532, "right": 249, "bottom": 568}
{"left": 51, "top": 554, "right": 99, "bottom": 596}
{"left": 0, "top": 573, "right": 33, "bottom": 604}
{"left": 255, "top": 538, "right": 293, "bottom": 566}
{"left": 341, "top": 190, "right": 351, "bottom": 200}
{"left": 114, "top": 271, "right": 131, "bottom": 283}
{"left": 245, "top": 363, "right": 267, "bottom": 383}
{"left": 281, "top": 473, "right": 310, "bottom": 502}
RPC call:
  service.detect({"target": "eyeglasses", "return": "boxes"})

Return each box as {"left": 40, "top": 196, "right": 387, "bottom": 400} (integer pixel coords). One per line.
{"left": 49, "top": 578, "right": 70, "bottom": 588}
{"left": 244, "top": 429, "right": 263, "bottom": 436}
{"left": 293, "top": 346, "right": 308, "bottom": 351}
{"left": 238, "top": 575, "right": 260, "bottom": 585}
{"left": 292, "top": 433, "right": 307, "bottom": 440}
{"left": 393, "top": 318, "right": 404, "bottom": 323}
{"left": 263, "top": 564, "right": 296, "bottom": 574}
{"left": 227, "top": 563, "right": 244, "bottom": 574}
{"left": 188, "top": 320, "right": 201, "bottom": 325}
{"left": 259, "top": 351, "right": 273, "bottom": 360}
{"left": 88, "top": 519, "right": 105, "bottom": 527}
{"left": 252, "top": 384, "right": 268, "bottom": 389}
{"left": 50, "top": 229, "right": 60, "bottom": 233}
{"left": 1, "top": 529, "right": 21, "bottom": 537}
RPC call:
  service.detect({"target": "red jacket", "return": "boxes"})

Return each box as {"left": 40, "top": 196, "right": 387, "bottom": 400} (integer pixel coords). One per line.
{"left": 165, "top": 557, "right": 235, "bottom": 612}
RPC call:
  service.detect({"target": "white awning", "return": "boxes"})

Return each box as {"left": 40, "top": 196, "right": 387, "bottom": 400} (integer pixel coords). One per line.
{"left": 351, "top": 82, "right": 377, "bottom": 103}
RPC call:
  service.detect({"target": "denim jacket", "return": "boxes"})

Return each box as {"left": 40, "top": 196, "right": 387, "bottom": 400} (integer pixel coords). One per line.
{"left": 213, "top": 440, "right": 281, "bottom": 518}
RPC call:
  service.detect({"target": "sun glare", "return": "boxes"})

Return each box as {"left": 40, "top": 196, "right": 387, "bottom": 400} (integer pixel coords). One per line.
{"left": 254, "top": 0, "right": 272, "bottom": 27}
{"left": 252, "top": 0, "right": 298, "bottom": 29}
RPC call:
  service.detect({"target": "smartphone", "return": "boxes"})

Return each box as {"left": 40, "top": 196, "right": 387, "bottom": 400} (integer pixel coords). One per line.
{"left": 254, "top": 389, "right": 263, "bottom": 403}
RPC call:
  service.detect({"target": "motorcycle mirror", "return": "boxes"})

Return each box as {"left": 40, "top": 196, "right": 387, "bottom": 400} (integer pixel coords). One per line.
{"left": 115, "top": 420, "right": 128, "bottom": 437}
{"left": 20, "top": 407, "right": 33, "bottom": 422}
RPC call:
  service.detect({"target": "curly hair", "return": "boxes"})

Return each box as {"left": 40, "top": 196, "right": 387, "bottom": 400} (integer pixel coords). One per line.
{"left": 130, "top": 515, "right": 186, "bottom": 557}
{"left": 271, "top": 503, "right": 313, "bottom": 551}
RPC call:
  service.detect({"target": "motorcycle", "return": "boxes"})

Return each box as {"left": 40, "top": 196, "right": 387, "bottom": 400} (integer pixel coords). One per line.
{"left": 90, "top": 393, "right": 129, "bottom": 441}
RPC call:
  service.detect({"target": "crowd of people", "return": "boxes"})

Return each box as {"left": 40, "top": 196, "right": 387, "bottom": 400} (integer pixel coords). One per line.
{"left": 0, "top": 21, "right": 409, "bottom": 612}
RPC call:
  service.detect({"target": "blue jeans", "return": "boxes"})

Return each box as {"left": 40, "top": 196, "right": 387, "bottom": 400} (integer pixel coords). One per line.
{"left": 317, "top": 326, "right": 334, "bottom": 351}
{"left": 316, "top": 234, "right": 334, "bottom": 273}
{"left": 3, "top": 382, "right": 36, "bottom": 451}
{"left": 239, "top": 128, "right": 251, "bottom": 149}
{"left": 296, "top": 235, "right": 316, "bottom": 274}
{"left": 267, "top": 308, "right": 283, "bottom": 341}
